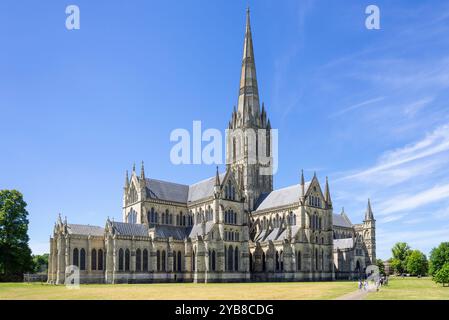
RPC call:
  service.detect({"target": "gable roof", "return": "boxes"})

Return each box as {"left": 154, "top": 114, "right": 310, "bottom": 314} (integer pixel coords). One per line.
{"left": 145, "top": 178, "right": 189, "bottom": 203}
{"left": 188, "top": 173, "right": 226, "bottom": 203}
{"left": 154, "top": 225, "right": 191, "bottom": 240}
{"left": 67, "top": 224, "right": 104, "bottom": 236}
{"left": 145, "top": 173, "right": 227, "bottom": 204}
{"left": 111, "top": 221, "right": 149, "bottom": 237}
{"left": 188, "top": 221, "right": 215, "bottom": 238}
{"left": 255, "top": 182, "right": 311, "bottom": 212}
{"left": 333, "top": 213, "right": 353, "bottom": 228}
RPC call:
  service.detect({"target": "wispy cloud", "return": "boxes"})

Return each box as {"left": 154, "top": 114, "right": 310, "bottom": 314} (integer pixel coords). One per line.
{"left": 330, "top": 96, "right": 385, "bottom": 118}
{"left": 340, "top": 122, "right": 449, "bottom": 183}
{"left": 403, "top": 97, "right": 434, "bottom": 117}
{"left": 378, "top": 183, "right": 449, "bottom": 216}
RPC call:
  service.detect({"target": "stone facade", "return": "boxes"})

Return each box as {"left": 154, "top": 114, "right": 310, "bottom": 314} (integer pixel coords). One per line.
{"left": 47, "top": 9, "right": 376, "bottom": 284}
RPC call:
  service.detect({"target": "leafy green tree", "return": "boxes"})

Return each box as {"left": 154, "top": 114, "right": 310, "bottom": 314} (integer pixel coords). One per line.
{"left": 391, "top": 242, "right": 411, "bottom": 274}
{"left": 429, "top": 242, "right": 449, "bottom": 276}
{"left": 0, "top": 190, "right": 34, "bottom": 281}
{"left": 433, "top": 263, "right": 449, "bottom": 287}
{"left": 376, "top": 259, "right": 385, "bottom": 276}
{"left": 32, "top": 254, "right": 49, "bottom": 273}
{"left": 406, "top": 250, "right": 428, "bottom": 276}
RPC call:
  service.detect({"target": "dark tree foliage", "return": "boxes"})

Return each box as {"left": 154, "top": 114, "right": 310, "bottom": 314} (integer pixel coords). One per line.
{"left": 429, "top": 242, "right": 449, "bottom": 276}
{"left": 0, "top": 190, "right": 34, "bottom": 281}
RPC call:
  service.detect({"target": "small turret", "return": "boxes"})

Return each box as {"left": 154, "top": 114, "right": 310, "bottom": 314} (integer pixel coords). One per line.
{"left": 140, "top": 161, "right": 145, "bottom": 180}
{"left": 324, "top": 176, "right": 332, "bottom": 208}
{"left": 300, "top": 169, "right": 305, "bottom": 203}
{"left": 214, "top": 166, "right": 221, "bottom": 197}
{"left": 124, "top": 170, "right": 129, "bottom": 189}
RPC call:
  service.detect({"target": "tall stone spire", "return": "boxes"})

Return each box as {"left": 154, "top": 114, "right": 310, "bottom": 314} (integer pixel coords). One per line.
{"left": 324, "top": 176, "right": 332, "bottom": 208}
{"left": 365, "top": 198, "right": 374, "bottom": 221}
{"left": 237, "top": 7, "right": 260, "bottom": 127}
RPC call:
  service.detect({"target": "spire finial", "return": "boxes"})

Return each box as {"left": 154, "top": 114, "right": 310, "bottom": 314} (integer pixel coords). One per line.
{"left": 140, "top": 160, "right": 145, "bottom": 179}
{"left": 215, "top": 166, "right": 221, "bottom": 186}
{"left": 300, "top": 169, "right": 305, "bottom": 198}
{"left": 325, "top": 176, "right": 332, "bottom": 207}
{"left": 365, "top": 198, "right": 374, "bottom": 221}
{"left": 132, "top": 162, "right": 136, "bottom": 173}
{"left": 125, "top": 170, "right": 129, "bottom": 188}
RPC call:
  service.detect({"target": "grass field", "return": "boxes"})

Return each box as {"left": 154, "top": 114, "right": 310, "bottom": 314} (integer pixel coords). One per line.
{"left": 0, "top": 281, "right": 357, "bottom": 300}
{"left": 1, "top": 277, "right": 447, "bottom": 300}
{"left": 366, "top": 277, "right": 449, "bottom": 300}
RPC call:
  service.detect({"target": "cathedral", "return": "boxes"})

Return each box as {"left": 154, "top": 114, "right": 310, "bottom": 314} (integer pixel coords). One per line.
{"left": 47, "top": 9, "right": 376, "bottom": 284}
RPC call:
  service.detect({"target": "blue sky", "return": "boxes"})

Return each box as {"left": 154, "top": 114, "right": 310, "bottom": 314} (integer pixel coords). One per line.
{"left": 1, "top": 0, "right": 449, "bottom": 260}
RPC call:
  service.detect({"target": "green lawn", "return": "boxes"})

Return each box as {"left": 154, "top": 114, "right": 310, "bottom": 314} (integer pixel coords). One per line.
{"left": 0, "top": 281, "right": 357, "bottom": 300}
{"left": 366, "top": 277, "right": 449, "bottom": 300}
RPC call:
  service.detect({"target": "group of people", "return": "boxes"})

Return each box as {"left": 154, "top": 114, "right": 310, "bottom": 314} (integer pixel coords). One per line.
{"left": 358, "top": 275, "right": 389, "bottom": 292}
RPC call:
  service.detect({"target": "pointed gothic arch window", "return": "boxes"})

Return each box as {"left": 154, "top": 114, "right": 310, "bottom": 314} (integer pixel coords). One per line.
{"left": 73, "top": 248, "right": 79, "bottom": 267}
{"left": 321, "top": 249, "right": 324, "bottom": 271}
{"left": 234, "top": 247, "right": 239, "bottom": 271}
{"left": 91, "top": 249, "right": 97, "bottom": 271}
{"left": 125, "top": 249, "right": 130, "bottom": 271}
{"left": 224, "top": 246, "right": 227, "bottom": 271}
{"left": 173, "top": 250, "right": 177, "bottom": 271}
{"left": 177, "top": 251, "right": 182, "bottom": 271}
{"left": 297, "top": 251, "right": 301, "bottom": 271}
{"left": 80, "top": 248, "right": 86, "bottom": 271}
{"left": 119, "top": 248, "right": 124, "bottom": 271}
{"left": 136, "top": 249, "right": 142, "bottom": 271}
{"left": 98, "top": 249, "right": 104, "bottom": 271}
{"left": 143, "top": 249, "right": 148, "bottom": 271}
{"left": 212, "top": 250, "right": 216, "bottom": 271}
{"left": 228, "top": 246, "right": 234, "bottom": 272}
{"left": 161, "top": 250, "right": 166, "bottom": 271}
{"left": 192, "top": 250, "right": 196, "bottom": 272}
{"left": 280, "top": 250, "right": 284, "bottom": 271}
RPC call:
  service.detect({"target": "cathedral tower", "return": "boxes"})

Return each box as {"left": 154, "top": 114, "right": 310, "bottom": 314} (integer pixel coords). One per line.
{"left": 226, "top": 8, "right": 273, "bottom": 211}
{"left": 363, "top": 199, "right": 376, "bottom": 263}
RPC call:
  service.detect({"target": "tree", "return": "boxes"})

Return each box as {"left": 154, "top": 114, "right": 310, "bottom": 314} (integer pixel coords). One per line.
{"left": 391, "top": 242, "right": 411, "bottom": 274}
{"left": 406, "top": 250, "right": 428, "bottom": 276}
{"left": 0, "top": 190, "right": 34, "bottom": 281}
{"left": 433, "top": 263, "right": 449, "bottom": 287}
{"left": 429, "top": 242, "right": 449, "bottom": 276}
{"left": 32, "top": 254, "right": 49, "bottom": 273}
{"left": 376, "top": 259, "right": 385, "bottom": 276}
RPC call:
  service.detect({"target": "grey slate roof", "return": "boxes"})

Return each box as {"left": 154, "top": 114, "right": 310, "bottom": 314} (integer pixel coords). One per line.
{"left": 333, "top": 213, "right": 353, "bottom": 228}
{"left": 255, "top": 182, "right": 311, "bottom": 212}
{"left": 333, "top": 238, "right": 354, "bottom": 250}
{"left": 188, "top": 221, "right": 216, "bottom": 238}
{"left": 153, "top": 225, "right": 190, "bottom": 240}
{"left": 112, "top": 221, "right": 149, "bottom": 237}
{"left": 145, "top": 173, "right": 226, "bottom": 204}
{"left": 188, "top": 174, "right": 226, "bottom": 203}
{"left": 254, "top": 225, "right": 301, "bottom": 242}
{"left": 145, "top": 178, "right": 189, "bottom": 203}
{"left": 67, "top": 224, "right": 104, "bottom": 236}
